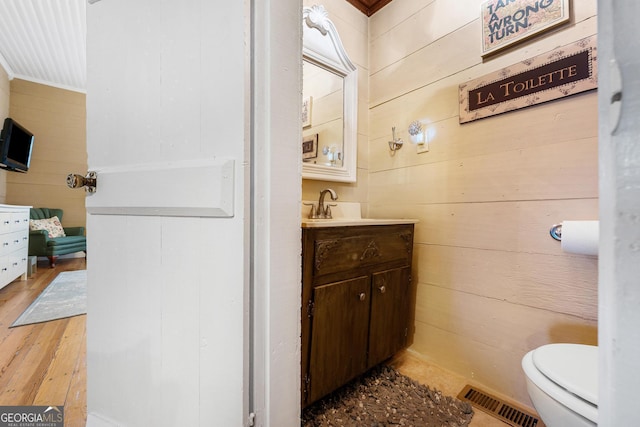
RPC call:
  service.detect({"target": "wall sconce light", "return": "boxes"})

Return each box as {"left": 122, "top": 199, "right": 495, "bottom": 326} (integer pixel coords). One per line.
{"left": 408, "top": 120, "right": 428, "bottom": 154}
{"left": 388, "top": 126, "right": 404, "bottom": 153}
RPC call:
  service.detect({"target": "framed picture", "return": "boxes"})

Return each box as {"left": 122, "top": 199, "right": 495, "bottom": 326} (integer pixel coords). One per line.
{"left": 302, "top": 134, "right": 318, "bottom": 159}
{"left": 481, "top": 0, "right": 570, "bottom": 57}
{"left": 302, "top": 96, "right": 313, "bottom": 128}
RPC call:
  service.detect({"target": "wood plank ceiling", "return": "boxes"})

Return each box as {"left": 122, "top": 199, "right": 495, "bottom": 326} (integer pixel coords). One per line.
{"left": 346, "top": 0, "right": 394, "bottom": 16}
{"left": 0, "top": 0, "right": 86, "bottom": 92}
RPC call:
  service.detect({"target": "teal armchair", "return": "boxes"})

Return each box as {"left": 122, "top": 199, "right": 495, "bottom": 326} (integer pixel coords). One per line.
{"left": 29, "top": 208, "right": 86, "bottom": 268}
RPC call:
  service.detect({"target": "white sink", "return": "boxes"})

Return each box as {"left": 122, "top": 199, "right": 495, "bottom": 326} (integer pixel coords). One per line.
{"left": 301, "top": 201, "right": 418, "bottom": 228}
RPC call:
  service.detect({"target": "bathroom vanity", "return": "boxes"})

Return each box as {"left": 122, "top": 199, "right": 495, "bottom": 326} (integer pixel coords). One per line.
{"left": 301, "top": 220, "right": 415, "bottom": 406}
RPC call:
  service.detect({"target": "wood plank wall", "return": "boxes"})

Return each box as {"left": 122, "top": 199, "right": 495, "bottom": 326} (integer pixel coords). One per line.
{"left": 7, "top": 79, "right": 87, "bottom": 229}
{"left": 301, "top": 0, "right": 370, "bottom": 206}
{"left": 0, "top": 64, "right": 10, "bottom": 201}
{"left": 368, "top": 0, "right": 598, "bottom": 406}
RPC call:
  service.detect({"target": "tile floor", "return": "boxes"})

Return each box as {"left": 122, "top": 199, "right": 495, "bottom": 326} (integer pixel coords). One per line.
{"left": 388, "top": 349, "right": 540, "bottom": 427}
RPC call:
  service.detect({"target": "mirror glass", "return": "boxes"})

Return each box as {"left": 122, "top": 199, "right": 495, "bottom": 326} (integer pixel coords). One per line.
{"left": 302, "top": 60, "right": 344, "bottom": 168}
{"left": 302, "top": 5, "right": 358, "bottom": 183}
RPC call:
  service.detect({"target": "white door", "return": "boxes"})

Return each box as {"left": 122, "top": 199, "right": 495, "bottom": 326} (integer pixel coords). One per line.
{"left": 84, "top": 1, "right": 302, "bottom": 426}
{"left": 85, "top": 1, "right": 249, "bottom": 425}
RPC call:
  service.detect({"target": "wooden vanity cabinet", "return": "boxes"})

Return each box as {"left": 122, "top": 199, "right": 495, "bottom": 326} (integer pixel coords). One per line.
{"left": 301, "top": 223, "right": 414, "bottom": 407}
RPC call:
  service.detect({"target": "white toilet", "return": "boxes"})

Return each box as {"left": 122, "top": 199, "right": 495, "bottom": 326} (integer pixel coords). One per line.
{"left": 522, "top": 343, "right": 598, "bottom": 427}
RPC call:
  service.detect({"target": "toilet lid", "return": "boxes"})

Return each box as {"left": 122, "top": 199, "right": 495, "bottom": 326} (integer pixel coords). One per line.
{"left": 532, "top": 343, "right": 598, "bottom": 406}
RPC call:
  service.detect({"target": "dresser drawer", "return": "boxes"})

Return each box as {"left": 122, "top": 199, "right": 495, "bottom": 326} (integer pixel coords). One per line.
{"left": 2, "top": 249, "right": 28, "bottom": 278}
{"left": 0, "top": 213, "right": 12, "bottom": 234}
{"left": 0, "top": 230, "right": 29, "bottom": 256}
{"left": 310, "top": 225, "right": 413, "bottom": 277}
{"left": 11, "top": 212, "right": 30, "bottom": 232}
{"left": 0, "top": 211, "right": 29, "bottom": 234}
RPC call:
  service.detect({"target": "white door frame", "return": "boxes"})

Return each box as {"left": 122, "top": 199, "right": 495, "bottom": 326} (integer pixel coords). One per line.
{"left": 597, "top": 1, "right": 640, "bottom": 425}
{"left": 250, "top": 0, "right": 302, "bottom": 426}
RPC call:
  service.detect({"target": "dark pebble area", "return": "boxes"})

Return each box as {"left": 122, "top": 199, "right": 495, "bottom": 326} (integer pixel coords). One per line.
{"left": 302, "top": 365, "right": 474, "bottom": 427}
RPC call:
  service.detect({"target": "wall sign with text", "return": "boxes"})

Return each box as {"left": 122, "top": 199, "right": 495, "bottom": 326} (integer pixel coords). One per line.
{"left": 481, "top": 0, "right": 569, "bottom": 57}
{"left": 459, "top": 35, "right": 597, "bottom": 124}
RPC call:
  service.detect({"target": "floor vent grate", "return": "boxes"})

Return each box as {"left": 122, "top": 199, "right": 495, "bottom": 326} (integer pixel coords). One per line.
{"left": 457, "top": 385, "right": 545, "bottom": 427}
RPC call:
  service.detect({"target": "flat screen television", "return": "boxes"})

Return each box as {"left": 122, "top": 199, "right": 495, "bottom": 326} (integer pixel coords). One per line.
{"left": 0, "top": 118, "right": 34, "bottom": 173}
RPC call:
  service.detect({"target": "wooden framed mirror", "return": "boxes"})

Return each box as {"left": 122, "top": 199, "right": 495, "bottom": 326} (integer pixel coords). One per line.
{"left": 302, "top": 5, "right": 358, "bottom": 183}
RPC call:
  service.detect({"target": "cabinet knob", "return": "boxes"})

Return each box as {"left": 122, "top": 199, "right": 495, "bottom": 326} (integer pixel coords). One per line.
{"left": 359, "top": 292, "right": 366, "bottom": 301}
{"left": 378, "top": 285, "right": 386, "bottom": 294}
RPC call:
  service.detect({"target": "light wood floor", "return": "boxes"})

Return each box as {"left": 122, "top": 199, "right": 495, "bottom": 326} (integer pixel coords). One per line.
{"left": 0, "top": 257, "right": 86, "bottom": 427}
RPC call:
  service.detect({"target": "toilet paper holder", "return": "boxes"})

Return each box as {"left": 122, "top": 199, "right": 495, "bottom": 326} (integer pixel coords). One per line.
{"left": 550, "top": 223, "right": 562, "bottom": 241}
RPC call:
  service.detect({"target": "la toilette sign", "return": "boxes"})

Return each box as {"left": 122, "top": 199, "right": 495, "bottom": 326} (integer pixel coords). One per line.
{"left": 459, "top": 35, "right": 597, "bottom": 124}
{"left": 469, "top": 50, "right": 589, "bottom": 111}
{"left": 481, "top": 0, "right": 569, "bottom": 56}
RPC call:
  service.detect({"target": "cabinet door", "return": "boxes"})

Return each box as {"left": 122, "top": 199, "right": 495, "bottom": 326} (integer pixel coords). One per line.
{"left": 308, "top": 276, "right": 370, "bottom": 404}
{"left": 368, "top": 267, "right": 411, "bottom": 368}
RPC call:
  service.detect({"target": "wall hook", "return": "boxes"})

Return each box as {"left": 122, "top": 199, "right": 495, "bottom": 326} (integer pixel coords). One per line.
{"left": 388, "top": 127, "right": 403, "bottom": 153}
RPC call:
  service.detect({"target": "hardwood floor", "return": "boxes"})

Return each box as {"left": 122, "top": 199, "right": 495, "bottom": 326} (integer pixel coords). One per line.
{"left": 0, "top": 257, "right": 86, "bottom": 426}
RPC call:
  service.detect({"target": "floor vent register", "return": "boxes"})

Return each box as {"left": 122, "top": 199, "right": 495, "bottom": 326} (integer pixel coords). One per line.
{"left": 457, "top": 384, "right": 545, "bottom": 427}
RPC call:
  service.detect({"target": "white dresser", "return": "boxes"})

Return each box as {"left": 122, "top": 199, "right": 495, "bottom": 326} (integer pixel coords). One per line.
{"left": 0, "top": 204, "right": 30, "bottom": 290}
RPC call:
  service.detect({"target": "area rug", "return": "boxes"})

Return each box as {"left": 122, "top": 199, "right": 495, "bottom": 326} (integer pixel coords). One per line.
{"left": 11, "top": 270, "right": 87, "bottom": 327}
{"left": 302, "top": 365, "right": 474, "bottom": 427}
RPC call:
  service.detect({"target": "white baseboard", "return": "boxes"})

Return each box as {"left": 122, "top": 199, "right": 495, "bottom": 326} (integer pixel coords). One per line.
{"left": 86, "top": 412, "right": 122, "bottom": 427}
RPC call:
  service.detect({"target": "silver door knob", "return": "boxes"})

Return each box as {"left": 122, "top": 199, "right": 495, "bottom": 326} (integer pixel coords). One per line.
{"left": 378, "top": 285, "right": 386, "bottom": 294}
{"left": 359, "top": 292, "right": 366, "bottom": 301}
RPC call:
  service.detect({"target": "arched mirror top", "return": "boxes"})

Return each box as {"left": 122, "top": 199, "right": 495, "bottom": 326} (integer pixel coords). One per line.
{"left": 302, "top": 5, "right": 358, "bottom": 183}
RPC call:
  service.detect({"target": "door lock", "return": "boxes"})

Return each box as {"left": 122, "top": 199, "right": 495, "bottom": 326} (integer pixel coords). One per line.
{"left": 67, "top": 171, "right": 97, "bottom": 193}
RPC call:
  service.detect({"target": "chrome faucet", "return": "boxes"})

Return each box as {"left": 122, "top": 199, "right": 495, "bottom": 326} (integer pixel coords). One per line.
{"left": 305, "top": 188, "right": 338, "bottom": 219}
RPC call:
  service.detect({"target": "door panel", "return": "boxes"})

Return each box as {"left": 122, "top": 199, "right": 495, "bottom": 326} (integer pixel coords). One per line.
{"left": 368, "top": 267, "right": 411, "bottom": 368}
{"left": 308, "top": 276, "right": 370, "bottom": 403}
{"left": 85, "top": 1, "right": 248, "bottom": 425}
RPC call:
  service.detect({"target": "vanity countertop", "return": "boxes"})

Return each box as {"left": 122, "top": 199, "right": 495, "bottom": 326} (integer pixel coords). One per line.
{"left": 300, "top": 201, "right": 418, "bottom": 228}
{"left": 302, "top": 218, "right": 418, "bottom": 228}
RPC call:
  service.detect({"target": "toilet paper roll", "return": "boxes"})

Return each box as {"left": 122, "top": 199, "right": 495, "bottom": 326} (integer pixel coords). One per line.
{"left": 561, "top": 220, "right": 599, "bottom": 256}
